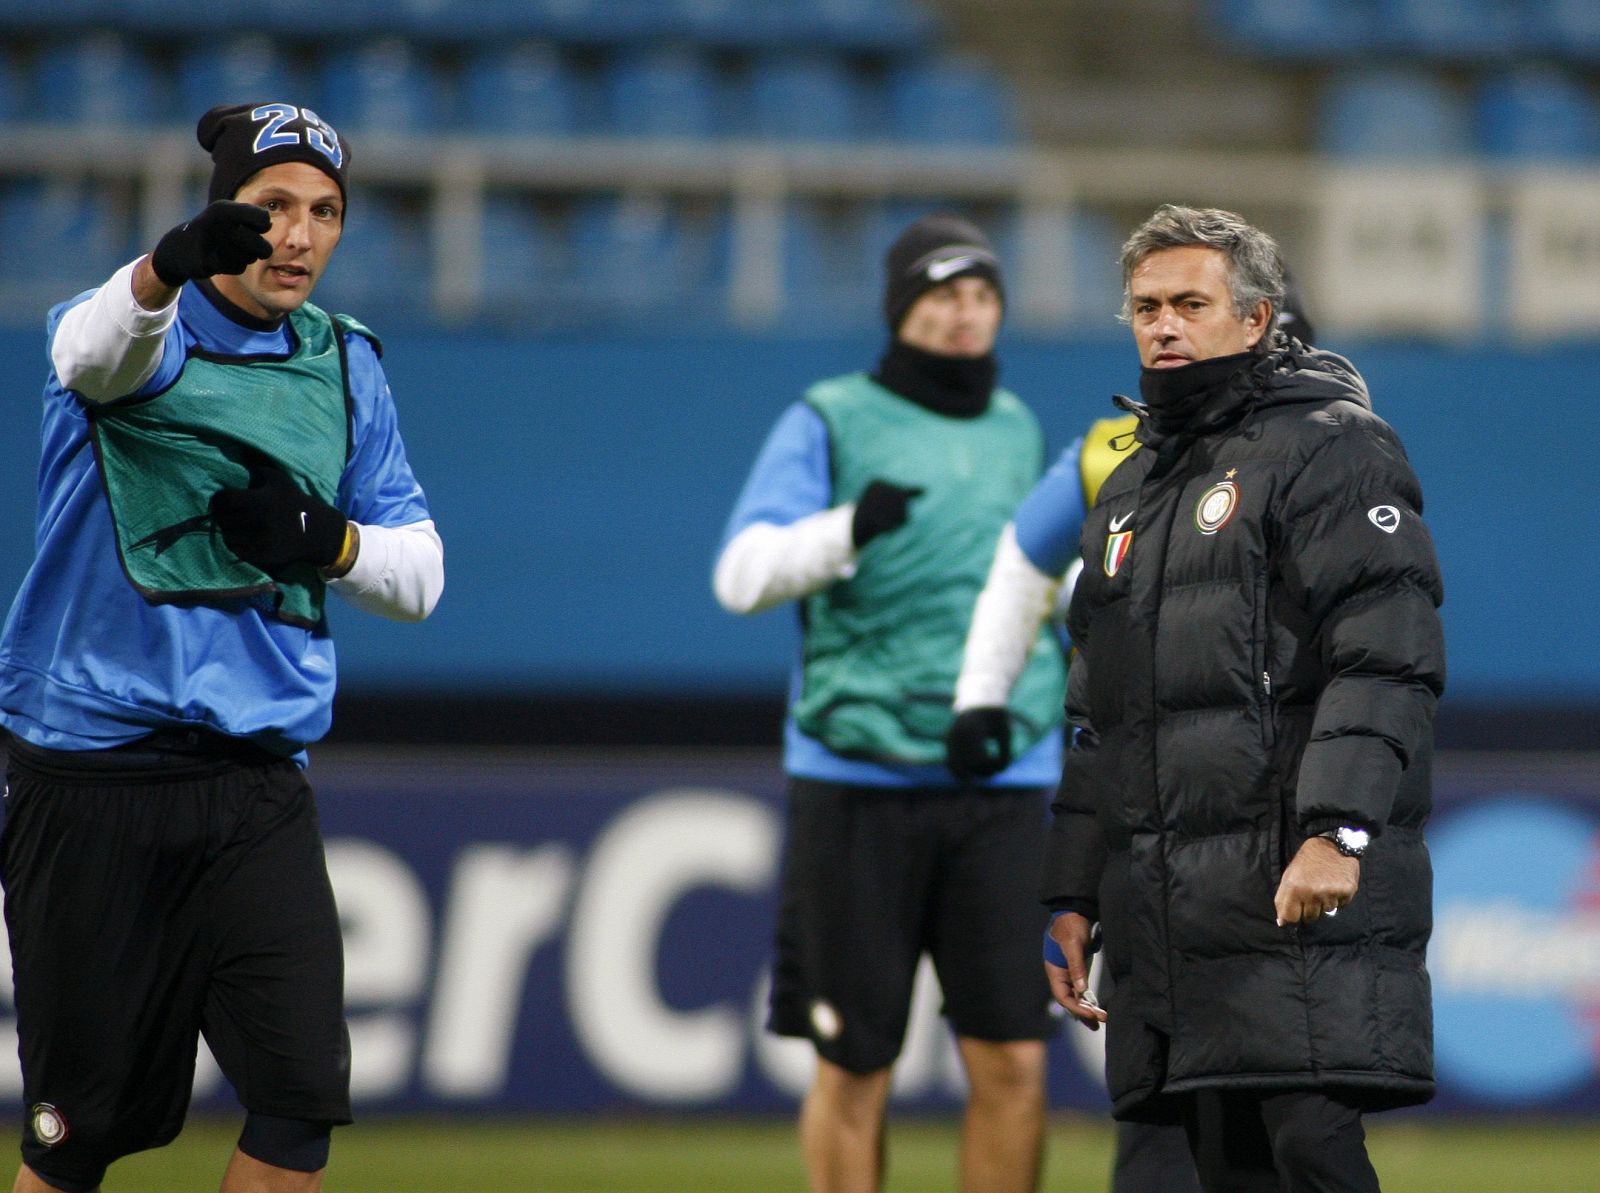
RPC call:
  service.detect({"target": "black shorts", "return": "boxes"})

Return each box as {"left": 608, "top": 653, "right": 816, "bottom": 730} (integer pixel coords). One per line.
{"left": 768, "top": 777, "right": 1057, "bottom": 1074}
{"left": 1, "top": 733, "right": 351, "bottom": 1191}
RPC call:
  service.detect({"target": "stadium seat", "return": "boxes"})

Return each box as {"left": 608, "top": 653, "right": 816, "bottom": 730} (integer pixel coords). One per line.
{"left": 884, "top": 55, "right": 1020, "bottom": 146}
{"left": 460, "top": 40, "right": 581, "bottom": 137}
{"left": 782, "top": 198, "right": 880, "bottom": 327}
{"left": 116, "top": 0, "right": 253, "bottom": 35}
{"left": 1369, "top": 0, "right": 1521, "bottom": 60}
{"left": 0, "top": 0, "right": 74, "bottom": 34}
{"left": 477, "top": 194, "right": 558, "bottom": 316}
{"left": 0, "top": 178, "right": 130, "bottom": 296}
{"left": 311, "top": 187, "right": 421, "bottom": 320}
{"left": 810, "top": 0, "right": 937, "bottom": 51}
{"left": 677, "top": 0, "right": 785, "bottom": 47}
{"left": 28, "top": 32, "right": 168, "bottom": 126}
{"left": 675, "top": 0, "right": 931, "bottom": 51}
{"left": 601, "top": 45, "right": 721, "bottom": 139}
{"left": 1477, "top": 67, "right": 1599, "bottom": 160}
{"left": 176, "top": 36, "right": 302, "bottom": 120}
{"left": 1525, "top": 0, "right": 1600, "bottom": 64}
{"left": 516, "top": 0, "right": 668, "bottom": 44}
{"left": 0, "top": 46, "right": 24, "bottom": 121}
{"left": 1207, "top": 0, "right": 1375, "bottom": 58}
{"left": 1062, "top": 206, "right": 1126, "bottom": 328}
{"left": 317, "top": 39, "right": 447, "bottom": 134}
{"left": 567, "top": 192, "right": 728, "bottom": 322}
{"left": 1316, "top": 68, "right": 1471, "bottom": 159}
{"left": 745, "top": 52, "right": 864, "bottom": 142}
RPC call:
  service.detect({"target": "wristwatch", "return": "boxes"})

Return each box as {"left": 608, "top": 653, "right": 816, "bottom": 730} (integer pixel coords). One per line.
{"left": 1319, "top": 825, "right": 1371, "bottom": 859}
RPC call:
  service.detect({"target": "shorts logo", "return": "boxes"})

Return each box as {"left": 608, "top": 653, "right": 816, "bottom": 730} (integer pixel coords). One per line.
{"left": 1368, "top": 505, "right": 1400, "bottom": 534}
{"left": 1195, "top": 480, "right": 1239, "bottom": 536}
{"left": 1103, "top": 531, "right": 1133, "bottom": 576}
{"left": 810, "top": 999, "right": 842, "bottom": 1041}
{"left": 30, "top": 1104, "right": 67, "bottom": 1148}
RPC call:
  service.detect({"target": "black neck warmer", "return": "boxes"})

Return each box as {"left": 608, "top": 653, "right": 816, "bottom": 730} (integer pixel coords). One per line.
{"left": 872, "top": 340, "right": 997, "bottom": 418}
{"left": 1137, "top": 350, "right": 1256, "bottom": 437}
{"left": 197, "top": 278, "right": 288, "bottom": 334}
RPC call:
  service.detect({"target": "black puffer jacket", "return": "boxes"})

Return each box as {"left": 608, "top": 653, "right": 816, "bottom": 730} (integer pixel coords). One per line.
{"left": 1043, "top": 344, "right": 1446, "bottom": 1120}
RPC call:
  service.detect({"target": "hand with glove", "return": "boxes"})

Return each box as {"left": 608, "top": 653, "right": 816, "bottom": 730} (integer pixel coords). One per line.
{"left": 209, "top": 461, "right": 354, "bottom": 576}
{"left": 150, "top": 201, "right": 273, "bottom": 287}
{"left": 851, "top": 479, "right": 924, "bottom": 549}
{"left": 945, "top": 706, "right": 1014, "bottom": 780}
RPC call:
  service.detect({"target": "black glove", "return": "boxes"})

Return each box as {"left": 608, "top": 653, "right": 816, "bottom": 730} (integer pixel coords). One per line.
{"left": 851, "top": 480, "right": 923, "bottom": 548}
{"left": 150, "top": 201, "right": 273, "bottom": 287}
{"left": 209, "top": 461, "right": 347, "bottom": 572}
{"left": 945, "top": 707, "right": 1014, "bottom": 780}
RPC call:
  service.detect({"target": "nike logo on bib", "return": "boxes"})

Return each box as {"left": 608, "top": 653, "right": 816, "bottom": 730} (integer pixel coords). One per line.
{"left": 1109, "top": 511, "right": 1134, "bottom": 532}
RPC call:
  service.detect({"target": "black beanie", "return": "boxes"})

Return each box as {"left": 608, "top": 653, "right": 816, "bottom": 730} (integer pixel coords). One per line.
{"left": 883, "top": 213, "right": 1003, "bottom": 334}
{"left": 199, "top": 102, "right": 350, "bottom": 205}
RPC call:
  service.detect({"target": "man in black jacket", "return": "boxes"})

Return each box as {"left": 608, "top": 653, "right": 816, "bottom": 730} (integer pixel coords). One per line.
{"left": 1042, "top": 205, "right": 1445, "bottom": 1193}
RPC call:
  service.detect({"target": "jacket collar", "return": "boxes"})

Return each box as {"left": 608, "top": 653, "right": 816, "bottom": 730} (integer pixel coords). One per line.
{"left": 1115, "top": 339, "right": 1372, "bottom": 450}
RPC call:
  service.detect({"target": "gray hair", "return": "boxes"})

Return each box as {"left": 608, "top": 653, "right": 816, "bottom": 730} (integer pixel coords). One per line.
{"left": 1118, "top": 205, "right": 1286, "bottom": 341}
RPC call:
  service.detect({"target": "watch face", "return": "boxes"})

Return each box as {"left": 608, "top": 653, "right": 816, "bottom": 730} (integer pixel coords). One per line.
{"left": 1337, "top": 826, "right": 1371, "bottom": 854}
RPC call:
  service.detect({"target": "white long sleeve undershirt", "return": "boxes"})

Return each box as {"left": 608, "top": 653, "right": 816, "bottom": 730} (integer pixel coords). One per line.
{"left": 329, "top": 520, "right": 445, "bottom": 622}
{"left": 51, "top": 257, "right": 175, "bottom": 404}
{"left": 953, "top": 523, "right": 1060, "bottom": 710}
{"left": 712, "top": 505, "right": 859, "bottom": 615}
{"left": 48, "top": 257, "right": 445, "bottom": 623}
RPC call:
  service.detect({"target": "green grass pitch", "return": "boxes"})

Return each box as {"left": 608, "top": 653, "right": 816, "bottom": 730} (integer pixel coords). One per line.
{"left": 87, "top": 1114, "right": 1600, "bottom": 1191}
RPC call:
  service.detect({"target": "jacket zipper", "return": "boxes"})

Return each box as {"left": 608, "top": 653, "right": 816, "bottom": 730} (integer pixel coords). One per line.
{"left": 1259, "top": 670, "right": 1277, "bottom": 750}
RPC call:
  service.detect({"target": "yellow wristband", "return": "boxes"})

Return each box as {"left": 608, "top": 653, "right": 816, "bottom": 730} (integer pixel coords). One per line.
{"left": 322, "top": 521, "right": 359, "bottom": 578}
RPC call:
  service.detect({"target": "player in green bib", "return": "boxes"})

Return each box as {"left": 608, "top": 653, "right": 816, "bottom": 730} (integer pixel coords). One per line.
{"left": 716, "top": 214, "right": 1065, "bottom": 1193}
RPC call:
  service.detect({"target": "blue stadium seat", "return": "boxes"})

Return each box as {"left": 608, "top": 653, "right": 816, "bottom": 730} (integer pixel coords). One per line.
{"left": 677, "top": 0, "right": 786, "bottom": 46}
{"left": 176, "top": 36, "right": 302, "bottom": 121}
{"left": 1476, "top": 67, "right": 1599, "bottom": 160}
{"left": 675, "top": 0, "right": 932, "bottom": 51}
{"left": 311, "top": 187, "right": 420, "bottom": 320}
{"left": 515, "top": 0, "right": 668, "bottom": 43}
{"left": 782, "top": 198, "right": 879, "bottom": 326}
{"left": 317, "top": 39, "right": 447, "bottom": 134}
{"left": 601, "top": 45, "right": 721, "bottom": 139}
{"left": 0, "top": 0, "right": 106, "bottom": 35}
{"left": 1208, "top": 0, "right": 1375, "bottom": 58}
{"left": 1369, "top": 0, "right": 1521, "bottom": 59}
{"left": 479, "top": 194, "right": 558, "bottom": 313}
{"left": 1317, "top": 68, "right": 1471, "bottom": 158}
{"left": 800, "top": 0, "right": 937, "bottom": 51}
{"left": 0, "top": 46, "right": 24, "bottom": 121}
{"left": 884, "top": 56, "right": 1019, "bottom": 146}
{"left": 1068, "top": 207, "right": 1127, "bottom": 328}
{"left": 1525, "top": 0, "right": 1600, "bottom": 63}
{"left": 0, "top": 179, "right": 130, "bottom": 294}
{"left": 567, "top": 192, "right": 728, "bottom": 321}
{"left": 28, "top": 32, "right": 168, "bottom": 126}
{"left": 117, "top": 0, "right": 256, "bottom": 36}
{"left": 460, "top": 41, "right": 581, "bottom": 137}
{"left": 745, "top": 52, "right": 864, "bottom": 142}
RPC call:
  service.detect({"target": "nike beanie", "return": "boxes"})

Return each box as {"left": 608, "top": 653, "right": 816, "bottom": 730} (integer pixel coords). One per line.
{"left": 883, "top": 213, "right": 1003, "bottom": 334}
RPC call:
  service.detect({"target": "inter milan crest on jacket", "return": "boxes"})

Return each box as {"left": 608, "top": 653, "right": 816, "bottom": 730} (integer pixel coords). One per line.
{"left": 1194, "top": 477, "right": 1240, "bottom": 535}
